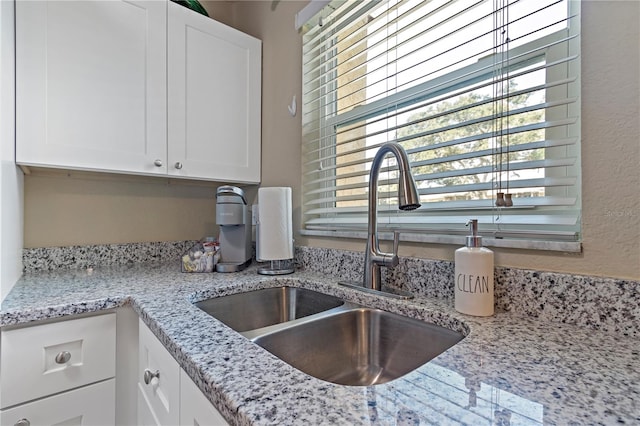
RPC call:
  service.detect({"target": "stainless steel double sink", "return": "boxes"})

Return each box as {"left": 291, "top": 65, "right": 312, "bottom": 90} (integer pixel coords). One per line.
{"left": 195, "top": 287, "right": 464, "bottom": 386}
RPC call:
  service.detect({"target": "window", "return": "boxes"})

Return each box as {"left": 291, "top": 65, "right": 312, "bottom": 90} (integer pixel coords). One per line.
{"left": 301, "top": 0, "right": 581, "bottom": 251}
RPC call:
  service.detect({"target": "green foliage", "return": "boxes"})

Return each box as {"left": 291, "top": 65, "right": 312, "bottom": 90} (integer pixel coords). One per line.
{"left": 398, "top": 88, "right": 544, "bottom": 200}
{"left": 172, "top": 0, "right": 209, "bottom": 17}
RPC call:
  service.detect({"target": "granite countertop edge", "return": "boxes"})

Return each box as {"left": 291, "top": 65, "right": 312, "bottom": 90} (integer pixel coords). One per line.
{"left": 2, "top": 262, "right": 639, "bottom": 425}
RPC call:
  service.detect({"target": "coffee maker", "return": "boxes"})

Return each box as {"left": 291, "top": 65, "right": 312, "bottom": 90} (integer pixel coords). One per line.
{"left": 215, "top": 186, "right": 252, "bottom": 272}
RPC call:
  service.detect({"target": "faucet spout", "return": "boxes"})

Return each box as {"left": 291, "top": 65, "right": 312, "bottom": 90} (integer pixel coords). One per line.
{"left": 364, "top": 143, "right": 420, "bottom": 291}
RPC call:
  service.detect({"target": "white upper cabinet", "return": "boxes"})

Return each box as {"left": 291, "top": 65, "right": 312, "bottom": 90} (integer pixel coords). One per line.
{"left": 168, "top": 1, "right": 261, "bottom": 183}
{"left": 15, "top": 0, "right": 262, "bottom": 183}
{"left": 15, "top": 0, "right": 168, "bottom": 175}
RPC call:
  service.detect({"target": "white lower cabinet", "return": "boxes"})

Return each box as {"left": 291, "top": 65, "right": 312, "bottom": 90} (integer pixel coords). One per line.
{"left": 0, "top": 313, "right": 117, "bottom": 426}
{"left": 0, "top": 379, "right": 115, "bottom": 426}
{"left": 138, "top": 319, "right": 229, "bottom": 426}
{"left": 0, "top": 312, "right": 228, "bottom": 426}
{"left": 138, "top": 385, "right": 162, "bottom": 426}
{"left": 138, "top": 319, "right": 181, "bottom": 426}
{"left": 180, "top": 370, "right": 229, "bottom": 426}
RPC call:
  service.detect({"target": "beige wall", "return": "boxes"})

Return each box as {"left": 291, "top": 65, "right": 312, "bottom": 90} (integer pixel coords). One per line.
{"left": 229, "top": 0, "right": 640, "bottom": 280}
{"left": 23, "top": 169, "right": 218, "bottom": 247}
{"left": 23, "top": 1, "right": 640, "bottom": 280}
{"left": 22, "top": 0, "right": 240, "bottom": 249}
{"left": 223, "top": 0, "right": 306, "bottom": 231}
{"left": 200, "top": 1, "right": 235, "bottom": 26}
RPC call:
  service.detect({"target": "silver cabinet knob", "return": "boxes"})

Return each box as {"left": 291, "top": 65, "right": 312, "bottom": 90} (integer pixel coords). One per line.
{"left": 15, "top": 419, "right": 30, "bottom": 426}
{"left": 55, "top": 351, "right": 71, "bottom": 364}
{"left": 143, "top": 368, "right": 160, "bottom": 385}
{"left": 174, "top": 162, "right": 183, "bottom": 170}
{"left": 154, "top": 159, "right": 163, "bottom": 167}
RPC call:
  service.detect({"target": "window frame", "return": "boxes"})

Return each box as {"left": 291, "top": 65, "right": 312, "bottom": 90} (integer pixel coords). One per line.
{"left": 301, "top": 0, "right": 582, "bottom": 252}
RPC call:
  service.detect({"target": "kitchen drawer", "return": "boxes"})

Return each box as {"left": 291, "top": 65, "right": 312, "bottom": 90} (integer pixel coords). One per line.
{"left": 0, "top": 378, "right": 115, "bottom": 426}
{"left": 0, "top": 313, "right": 116, "bottom": 409}
{"left": 138, "top": 319, "right": 180, "bottom": 426}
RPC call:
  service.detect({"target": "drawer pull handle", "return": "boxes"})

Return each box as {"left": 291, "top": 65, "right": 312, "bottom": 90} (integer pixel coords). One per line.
{"left": 154, "top": 159, "right": 163, "bottom": 167}
{"left": 55, "top": 351, "right": 71, "bottom": 364}
{"left": 144, "top": 368, "right": 160, "bottom": 385}
{"left": 174, "top": 162, "right": 183, "bottom": 170}
{"left": 15, "top": 419, "right": 30, "bottom": 426}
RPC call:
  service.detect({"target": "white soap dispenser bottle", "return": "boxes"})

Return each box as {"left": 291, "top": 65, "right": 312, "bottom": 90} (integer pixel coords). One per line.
{"left": 454, "top": 219, "right": 494, "bottom": 316}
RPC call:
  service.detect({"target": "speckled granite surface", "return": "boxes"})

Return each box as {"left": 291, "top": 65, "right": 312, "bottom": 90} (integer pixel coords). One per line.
{"left": 22, "top": 240, "right": 198, "bottom": 272}
{"left": 2, "top": 258, "right": 639, "bottom": 425}
{"left": 296, "top": 246, "right": 640, "bottom": 338}
{"left": 19, "top": 243, "right": 640, "bottom": 337}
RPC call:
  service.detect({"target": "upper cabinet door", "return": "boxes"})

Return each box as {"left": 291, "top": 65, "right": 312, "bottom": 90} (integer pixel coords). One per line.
{"left": 168, "top": 1, "right": 262, "bottom": 183}
{"left": 16, "top": 0, "right": 167, "bottom": 175}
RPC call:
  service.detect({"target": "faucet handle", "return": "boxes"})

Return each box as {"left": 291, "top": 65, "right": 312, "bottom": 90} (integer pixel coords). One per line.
{"left": 382, "top": 231, "right": 400, "bottom": 268}
{"left": 393, "top": 231, "right": 400, "bottom": 255}
{"left": 393, "top": 231, "right": 400, "bottom": 256}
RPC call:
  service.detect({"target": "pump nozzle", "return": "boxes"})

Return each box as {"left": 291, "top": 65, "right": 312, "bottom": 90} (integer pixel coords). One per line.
{"left": 465, "top": 219, "right": 483, "bottom": 248}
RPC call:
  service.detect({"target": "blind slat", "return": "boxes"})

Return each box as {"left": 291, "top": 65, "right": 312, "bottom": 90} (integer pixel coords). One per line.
{"left": 301, "top": 0, "right": 581, "bottom": 245}
{"left": 302, "top": 0, "right": 570, "bottom": 106}
{"left": 303, "top": 116, "right": 577, "bottom": 174}
{"left": 304, "top": 137, "right": 576, "bottom": 187}
{"left": 305, "top": 196, "right": 578, "bottom": 214}
{"left": 305, "top": 176, "right": 576, "bottom": 208}
{"left": 303, "top": 46, "right": 578, "bottom": 136}
{"left": 306, "top": 157, "right": 575, "bottom": 202}
{"left": 303, "top": 14, "right": 578, "bottom": 121}
{"left": 304, "top": 214, "right": 580, "bottom": 227}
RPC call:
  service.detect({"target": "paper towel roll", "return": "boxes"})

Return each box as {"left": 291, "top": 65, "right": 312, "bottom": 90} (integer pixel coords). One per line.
{"left": 257, "top": 187, "right": 293, "bottom": 261}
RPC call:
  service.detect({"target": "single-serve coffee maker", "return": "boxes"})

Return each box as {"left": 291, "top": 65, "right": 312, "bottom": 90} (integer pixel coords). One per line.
{"left": 215, "top": 186, "right": 252, "bottom": 272}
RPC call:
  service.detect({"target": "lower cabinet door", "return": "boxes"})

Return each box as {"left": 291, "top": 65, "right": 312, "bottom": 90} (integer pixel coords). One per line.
{"left": 180, "top": 370, "right": 229, "bottom": 426}
{"left": 138, "top": 386, "right": 162, "bottom": 426}
{"left": 138, "top": 319, "right": 180, "bottom": 426}
{"left": 0, "top": 379, "right": 115, "bottom": 426}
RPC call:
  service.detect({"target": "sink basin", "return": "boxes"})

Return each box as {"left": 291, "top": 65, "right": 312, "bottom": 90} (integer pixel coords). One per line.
{"left": 194, "top": 287, "right": 344, "bottom": 332}
{"left": 253, "top": 308, "right": 464, "bottom": 386}
{"left": 196, "top": 287, "right": 464, "bottom": 386}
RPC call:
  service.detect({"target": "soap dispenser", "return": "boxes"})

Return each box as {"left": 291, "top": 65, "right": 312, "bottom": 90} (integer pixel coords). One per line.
{"left": 454, "top": 219, "right": 494, "bottom": 316}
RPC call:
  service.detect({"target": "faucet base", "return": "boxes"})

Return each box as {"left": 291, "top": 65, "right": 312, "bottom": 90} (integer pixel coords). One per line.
{"left": 338, "top": 281, "right": 414, "bottom": 300}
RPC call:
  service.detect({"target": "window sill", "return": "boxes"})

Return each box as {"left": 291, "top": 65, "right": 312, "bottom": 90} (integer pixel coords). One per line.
{"left": 300, "top": 229, "right": 582, "bottom": 253}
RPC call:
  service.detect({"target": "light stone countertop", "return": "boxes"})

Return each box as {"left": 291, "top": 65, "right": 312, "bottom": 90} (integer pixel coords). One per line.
{"left": 2, "top": 261, "right": 639, "bottom": 425}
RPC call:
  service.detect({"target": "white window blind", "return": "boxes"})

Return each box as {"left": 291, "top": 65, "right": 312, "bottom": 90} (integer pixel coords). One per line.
{"left": 301, "top": 0, "right": 581, "bottom": 251}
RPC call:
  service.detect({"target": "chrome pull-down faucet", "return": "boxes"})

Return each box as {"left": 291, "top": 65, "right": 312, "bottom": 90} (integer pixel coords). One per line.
{"left": 364, "top": 143, "right": 421, "bottom": 292}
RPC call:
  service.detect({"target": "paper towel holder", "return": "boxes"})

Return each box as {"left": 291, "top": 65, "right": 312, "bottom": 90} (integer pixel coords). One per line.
{"left": 256, "top": 186, "right": 295, "bottom": 276}
{"left": 258, "top": 259, "right": 295, "bottom": 275}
